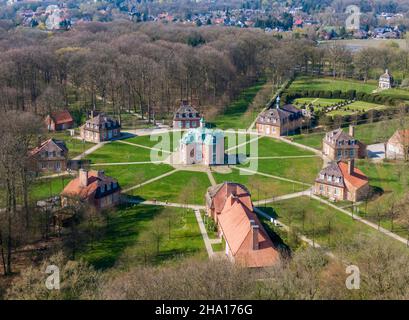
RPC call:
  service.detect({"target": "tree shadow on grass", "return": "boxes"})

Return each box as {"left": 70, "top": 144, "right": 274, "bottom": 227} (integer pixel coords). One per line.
{"left": 79, "top": 199, "right": 166, "bottom": 270}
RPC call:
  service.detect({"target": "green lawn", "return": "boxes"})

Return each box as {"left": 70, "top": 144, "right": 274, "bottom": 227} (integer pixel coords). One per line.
{"left": 96, "top": 163, "right": 174, "bottom": 189}
{"left": 79, "top": 204, "right": 206, "bottom": 269}
{"left": 125, "top": 131, "right": 179, "bottom": 152}
{"left": 294, "top": 97, "right": 344, "bottom": 108}
{"left": 354, "top": 118, "right": 405, "bottom": 145}
{"left": 86, "top": 141, "right": 160, "bottom": 163}
{"left": 209, "top": 81, "right": 269, "bottom": 129}
{"left": 288, "top": 76, "right": 377, "bottom": 94}
{"left": 356, "top": 160, "right": 409, "bottom": 236}
{"left": 135, "top": 170, "right": 211, "bottom": 205}
{"left": 378, "top": 87, "right": 409, "bottom": 101}
{"left": 252, "top": 158, "right": 322, "bottom": 184}
{"left": 258, "top": 196, "right": 377, "bottom": 252}
{"left": 291, "top": 132, "right": 325, "bottom": 150}
{"left": 256, "top": 137, "right": 315, "bottom": 157}
{"left": 24, "top": 175, "right": 73, "bottom": 204}
{"left": 212, "top": 167, "right": 299, "bottom": 201}
{"left": 326, "top": 101, "right": 388, "bottom": 117}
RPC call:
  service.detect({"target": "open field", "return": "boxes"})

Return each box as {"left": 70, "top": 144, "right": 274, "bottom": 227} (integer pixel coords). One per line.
{"left": 99, "top": 163, "right": 174, "bottom": 189}
{"left": 326, "top": 101, "right": 388, "bottom": 116}
{"left": 212, "top": 167, "right": 299, "bottom": 201}
{"left": 86, "top": 141, "right": 156, "bottom": 163}
{"left": 126, "top": 131, "right": 179, "bottom": 152}
{"left": 135, "top": 170, "right": 211, "bottom": 205}
{"left": 257, "top": 137, "right": 315, "bottom": 157}
{"left": 291, "top": 132, "right": 325, "bottom": 150}
{"left": 294, "top": 97, "right": 344, "bottom": 108}
{"left": 288, "top": 76, "right": 377, "bottom": 93}
{"left": 259, "top": 196, "right": 378, "bottom": 252}
{"left": 79, "top": 204, "right": 206, "bottom": 269}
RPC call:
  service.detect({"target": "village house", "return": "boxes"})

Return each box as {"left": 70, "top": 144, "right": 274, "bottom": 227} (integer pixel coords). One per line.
{"left": 386, "top": 129, "right": 409, "bottom": 160}
{"left": 180, "top": 118, "right": 224, "bottom": 165}
{"left": 172, "top": 100, "right": 201, "bottom": 129}
{"left": 80, "top": 112, "right": 121, "bottom": 143}
{"left": 205, "top": 182, "right": 280, "bottom": 268}
{"left": 61, "top": 169, "right": 121, "bottom": 209}
{"left": 44, "top": 110, "right": 74, "bottom": 131}
{"left": 256, "top": 96, "right": 303, "bottom": 137}
{"left": 322, "top": 125, "right": 366, "bottom": 161}
{"left": 30, "top": 138, "right": 68, "bottom": 172}
{"left": 314, "top": 160, "right": 369, "bottom": 202}
{"left": 379, "top": 69, "right": 393, "bottom": 89}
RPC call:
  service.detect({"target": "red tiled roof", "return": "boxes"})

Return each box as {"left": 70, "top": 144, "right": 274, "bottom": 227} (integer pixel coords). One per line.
{"left": 389, "top": 129, "right": 409, "bottom": 146}
{"left": 61, "top": 170, "right": 117, "bottom": 201}
{"left": 49, "top": 110, "right": 73, "bottom": 125}
{"left": 217, "top": 195, "right": 280, "bottom": 268}
{"left": 30, "top": 138, "right": 67, "bottom": 156}
{"left": 338, "top": 161, "right": 368, "bottom": 189}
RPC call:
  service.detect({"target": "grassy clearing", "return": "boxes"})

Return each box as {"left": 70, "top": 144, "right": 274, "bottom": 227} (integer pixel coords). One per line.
{"left": 97, "top": 163, "right": 174, "bottom": 189}
{"left": 125, "top": 131, "right": 179, "bottom": 152}
{"left": 212, "top": 167, "right": 298, "bottom": 201}
{"left": 256, "top": 137, "right": 315, "bottom": 157}
{"left": 294, "top": 97, "right": 344, "bottom": 108}
{"left": 79, "top": 204, "right": 206, "bottom": 269}
{"left": 86, "top": 141, "right": 158, "bottom": 163}
{"left": 135, "top": 170, "right": 211, "bottom": 205}
{"left": 354, "top": 118, "right": 403, "bottom": 144}
{"left": 258, "top": 196, "right": 377, "bottom": 252}
{"left": 288, "top": 76, "right": 377, "bottom": 94}
{"left": 28, "top": 176, "right": 72, "bottom": 203}
{"left": 291, "top": 132, "right": 325, "bottom": 150}
{"left": 252, "top": 158, "right": 322, "bottom": 184}
{"left": 209, "top": 81, "right": 268, "bottom": 129}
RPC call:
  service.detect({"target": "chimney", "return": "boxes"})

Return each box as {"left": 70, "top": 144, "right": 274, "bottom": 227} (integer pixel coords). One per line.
{"left": 348, "top": 160, "right": 354, "bottom": 175}
{"left": 250, "top": 220, "right": 259, "bottom": 250}
{"left": 349, "top": 125, "right": 355, "bottom": 137}
{"left": 90, "top": 110, "right": 94, "bottom": 119}
{"left": 97, "top": 170, "right": 105, "bottom": 179}
{"left": 79, "top": 169, "right": 88, "bottom": 187}
{"left": 37, "top": 136, "right": 42, "bottom": 148}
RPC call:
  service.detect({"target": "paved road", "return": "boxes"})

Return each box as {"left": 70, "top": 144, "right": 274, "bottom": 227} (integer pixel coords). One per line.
{"left": 72, "top": 141, "right": 107, "bottom": 160}
{"left": 253, "top": 189, "right": 311, "bottom": 206}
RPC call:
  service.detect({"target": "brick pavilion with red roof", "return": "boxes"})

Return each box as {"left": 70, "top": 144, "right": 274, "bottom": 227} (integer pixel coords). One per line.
{"left": 61, "top": 169, "right": 121, "bottom": 209}
{"left": 45, "top": 110, "right": 74, "bottom": 131}
{"left": 314, "top": 160, "right": 369, "bottom": 202}
{"left": 205, "top": 182, "right": 280, "bottom": 268}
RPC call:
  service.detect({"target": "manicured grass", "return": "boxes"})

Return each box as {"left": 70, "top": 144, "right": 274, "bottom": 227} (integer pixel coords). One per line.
{"left": 253, "top": 158, "right": 322, "bottom": 184}
{"left": 294, "top": 97, "right": 344, "bottom": 108}
{"left": 45, "top": 132, "right": 94, "bottom": 158}
{"left": 97, "top": 163, "right": 174, "bottom": 189}
{"left": 79, "top": 204, "right": 206, "bottom": 269}
{"left": 256, "top": 137, "right": 316, "bottom": 157}
{"left": 29, "top": 175, "right": 73, "bottom": 202}
{"left": 378, "top": 87, "right": 409, "bottom": 101}
{"left": 212, "top": 167, "right": 298, "bottom": 201}
{"left": 291, "top": 132, "right": 325, "bottom": 150}
{"left": 209, "top": 81, "right": 268, "bottom": 129}
{"left": 356, "top": 161, "right": 409, "bottom": 236}
{"left": 86, "top": 141, "right": 158, "bottom": 163}
{"left": 125, "top": 131, "right": 179, "bottom": 152}
{"left": 288, "top": 76, "right": 377, "bottom": 94}
{"left": 326, "top": 100, "right": 388, "bottom": 117}
{"left": 354, "top": 118, "right": 403, "bottom": 144}
{"left": 259, "top": 196, "right": 377, "bottom": 252}
{"left": 135, "top": 170, "right": 212, "bottom": 205}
